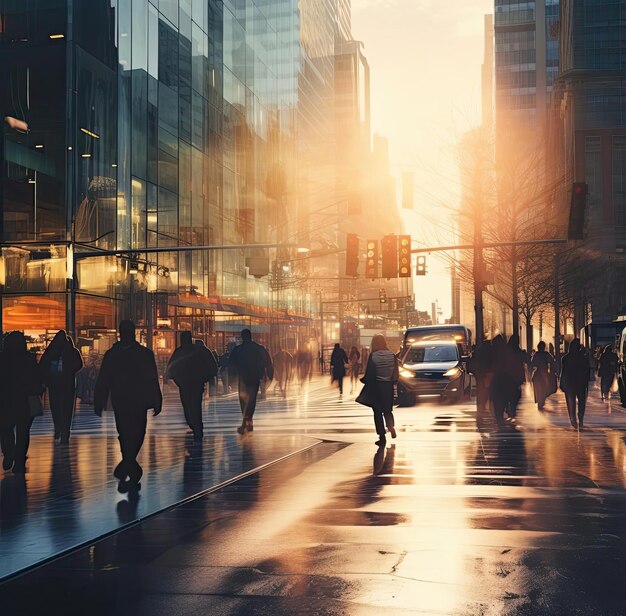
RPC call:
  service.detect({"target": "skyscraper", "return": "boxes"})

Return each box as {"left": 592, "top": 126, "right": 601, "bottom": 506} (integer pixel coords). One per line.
{"left": 494, "top": 0, "right": 559, "bottom": 137}
{"left": 552, "top": 0, "right": 626, "bottom": 329}
{"left": 0, "top": 1, "right": 340, "bottom": 359}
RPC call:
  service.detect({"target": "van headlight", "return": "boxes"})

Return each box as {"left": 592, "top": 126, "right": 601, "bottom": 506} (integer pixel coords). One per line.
{"left": 399, "top": 368, "right": 414, "bottom": 378}
{"left": 443, "top": 367, "right": 461, "bottom": 378}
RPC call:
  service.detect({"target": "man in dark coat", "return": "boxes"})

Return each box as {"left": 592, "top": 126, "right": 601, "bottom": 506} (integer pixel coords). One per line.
{"left": 40, "top": 329, "right": 83, "bottom": 444}
{"left": 167, "top": 332, "right": 215, "bottom": 441}
{"left": 330, "top": 343, "right": 349, "bottom": 400}
{"left": 560, "top": 338, "right": 590, "bottom": 429}
{"left": 0, "top": 331, "right": 43, "bottom": 473}
{"left": 490, "top": 335, "right": 525, "bottom": 428}
{"left": 228, "top": 329, "right": 274, "bottom": 434}
{"left": 470, "top": 339, "right": 494, "bottom": 412}
{"left": 94, "top": 320, "right": 162, "bottom": 485}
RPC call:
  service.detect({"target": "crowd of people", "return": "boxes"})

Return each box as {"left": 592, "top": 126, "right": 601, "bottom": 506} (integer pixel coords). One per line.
{"left": 0, "top": 321, "right": 621, "bottom": 484}
{"left": 471, "top": 335, "right": 617, "bottom": 430}
{"left": 0, "top": 323, "right": 313, "bottom": 488}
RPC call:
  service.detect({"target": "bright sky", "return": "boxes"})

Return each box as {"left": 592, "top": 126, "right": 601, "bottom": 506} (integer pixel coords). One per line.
{"left": 352, "top": 0, "right": 493, "bottom": 320}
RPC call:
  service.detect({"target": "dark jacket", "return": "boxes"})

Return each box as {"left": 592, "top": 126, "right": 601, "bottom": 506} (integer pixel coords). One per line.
{"left": 598, "top": 351, "right": 618, "bottom": 378}
{"left": 0, "top": 333, "right": 43, "bottom": 421}
{"left": 167, "top": 342, "right": 216, "bottom": 389}
{"left": 94, "top": 341, "right": 162, "bottom": 413}
{"left": 560, "top": 347, "right": 590, "bottom": 394}
{"left": 359, "top": 352, "right": 398, "bottom": 412}
{"left": 40, "top": 331, "right": 83, "bottom": 391}
{"left": 330, "top": 346, "right": 349, "bottom": 379}
{"left": 228, "top": 341, "right": 274, "bottom": 387}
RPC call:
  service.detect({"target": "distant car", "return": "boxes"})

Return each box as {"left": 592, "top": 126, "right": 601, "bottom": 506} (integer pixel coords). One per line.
{"left": 403, "top": 324, "right": 472, "bottom": 358}
{"left": 397, "top": 340, "right": 469, "bottom": 406}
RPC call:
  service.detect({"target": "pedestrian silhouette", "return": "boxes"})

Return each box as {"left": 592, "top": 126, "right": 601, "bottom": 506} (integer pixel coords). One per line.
{"left": 0, "top": 331, "right": 43, "bottom": 473}
{"left": 228, "top": 329, "right": 274, "bottom": 434}
{"left": 560, "top": 338, "right": 590, "bottom": 429}
{"left": 597, "top": 344, "right": 618, "bottom": 402}
{"left": 294, "top": 348, "right": 313, "bottom": 385}
{"left": 94, "top": 320, "right": 162, "bottom": 486}
{"left": 470, "top": 339, "right": 494, "bottom": 413}
{"left": 218, "top": 348, "right": 230, "bottom": 395}
{"left": 40, "top": 330, "right": 83, "bottom": 444}
{"left": 330, "top": 343, "right": 349, "bottom": 400}
{"left": 490, "top": 335, "right": 525, "bottom": 428}
{"left": 202, "top": 343, "right": 220, "bottom": 396}
{"left": 348, "top": 346, "right": 361, "bottom": 394}
{"left": 273, "top": 349, "right": 293, "bottom": 398}
{"left": 357, "top": 334, "right": 399, "bottom": 446}
{"left": 167, "top": 332, "right": 215, "bottom": 442}
{"left": 531, "top": 341, "right": 556, "bottom": 411}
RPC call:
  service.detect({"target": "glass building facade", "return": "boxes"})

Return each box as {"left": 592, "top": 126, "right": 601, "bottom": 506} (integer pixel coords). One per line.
{"left": 554, "top": 0, "right": 626, "bottom": 324}
{"left": 494, "top": 0, "right": 559, "bottom": 131}
{"left": 0, "top": 0, "right": 340, "bottom": 365}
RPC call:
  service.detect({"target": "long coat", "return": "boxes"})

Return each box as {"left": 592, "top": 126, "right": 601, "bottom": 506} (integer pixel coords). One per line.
{"left": 330, "top": 347, "right": 348, "bottom": 380}
{"left": 94, "top": 341, "right": 162, "bottom": 413}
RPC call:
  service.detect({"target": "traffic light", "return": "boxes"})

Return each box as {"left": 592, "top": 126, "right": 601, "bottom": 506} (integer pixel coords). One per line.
{"left": 398, "top": 235, "right": 411, "bottom": 277}
{"left": 379, "top": 287, "right": 387, "bottom": 304}
{"left": 416, "top": 255, "right": 427, "bottom": 276}
{"left": 345, "top": 233, "right": 359, "bottom": 277}
{"left": 568, "top": 182, "right": 588, "bottom": 240}
{"left": 381, "top": 235, "right": 398, "bottom": 278}
{"left": 366, "top": 239, "right": 378, "bottom": 279}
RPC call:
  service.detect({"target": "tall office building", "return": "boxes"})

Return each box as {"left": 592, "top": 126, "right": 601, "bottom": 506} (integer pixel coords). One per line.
{"left": 552, "top": 0, "right": 626, "bottom": 330}
{"left": 0, "top": 1, "right": 340, "bottom": 362}
{"left": 494, "top": 0, "right": 559, "bottom": 138}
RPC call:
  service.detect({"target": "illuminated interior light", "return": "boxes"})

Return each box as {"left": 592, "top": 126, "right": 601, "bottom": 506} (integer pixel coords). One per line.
{"left": 49, "top": 33, "right": 65, "bottom": 39}
{"left": 80, "top": 127, "right": 100, "bottom": 139}
{"left": 81, "top": 153, "right": 91, "bottom": 158}
{"left": 34, "top": 144, "right": 44, "bottom": 149}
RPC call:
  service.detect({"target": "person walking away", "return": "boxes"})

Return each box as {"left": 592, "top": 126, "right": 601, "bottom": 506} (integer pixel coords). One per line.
{"left": 470, "top": 339, "right": 494, "bottom": 413}
{"left": 531, "top": 341, "right": 556, "bottom": 411}
{"left": 167, "top": 332, "right": 214, "bottom": 442}
{"left": 40, "top": 330, "right": 83, "bottom": 444}
{"left": 295, "top": 349, "right": 313, "bottom": 386}
{"left": 348, "top": 346, "right": 361, "bottom": 394}
{"left": 218, "top": 349, "right": 230, "bottom": 395}
{"left": 560, "top": 338, "right": 590, "bottom": 429}
{"left": 598, "top": 344, "right": 619, "bottom": 402}
{"left": 330, "top": 343, "right": 349, "bottom": 400}
{"left": 228, "top": 329, "right": 274, "bottom": 434}
{"left": 0, "top": 332, "right": 43, "bottom": 473}
{"left": 359, "top": 334, "right": 398, "bottom": 447}
{"left": 194, "top": 341, "right": 219, "bottom": 398}
{"left": 490, "top": 335, "right": 524, "bottom": 428}
{"left": 94, "top": 320, "right": 162, "bottom": 485}
{"left": 273, "top": 349, "right": 293, "bottom": 398}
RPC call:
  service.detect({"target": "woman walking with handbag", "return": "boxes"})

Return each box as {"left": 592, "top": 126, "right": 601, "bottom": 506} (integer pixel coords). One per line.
{"left": 358, "top": 334, "right": 399, "bottom": 447}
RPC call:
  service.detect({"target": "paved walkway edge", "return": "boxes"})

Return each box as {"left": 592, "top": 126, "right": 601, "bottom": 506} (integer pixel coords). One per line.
{"left": 1, "top": 437, "right": 324, "bottom": 585}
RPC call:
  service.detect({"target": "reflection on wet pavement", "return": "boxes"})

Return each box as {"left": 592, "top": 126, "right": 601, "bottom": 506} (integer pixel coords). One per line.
{"left": 0, "top": 433, "right": 320, "bottom": 580}
{"left": 3, "top": 383, "right": 626, "bottom": 614}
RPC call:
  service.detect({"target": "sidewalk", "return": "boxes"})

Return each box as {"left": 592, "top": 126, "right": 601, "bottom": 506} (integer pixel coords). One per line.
{"left": 0, "top": 433, "right": 320, "bottom": 581}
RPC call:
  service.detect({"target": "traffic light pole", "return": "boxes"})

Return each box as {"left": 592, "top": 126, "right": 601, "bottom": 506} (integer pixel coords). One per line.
{"left": 410, "top": 237, "right": 567, "bottom": 254}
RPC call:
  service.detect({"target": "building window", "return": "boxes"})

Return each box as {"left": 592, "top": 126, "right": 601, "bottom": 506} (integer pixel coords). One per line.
{"left": 585, "top": 136, "right": 602, "bottom": 226}
{"left": 613, "top": 137, "right": 626, "bottom": 229}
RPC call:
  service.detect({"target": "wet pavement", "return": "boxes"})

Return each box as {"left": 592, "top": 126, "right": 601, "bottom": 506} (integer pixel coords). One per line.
{"left": 3, "top": 378, "right": 626, "bottom": 614}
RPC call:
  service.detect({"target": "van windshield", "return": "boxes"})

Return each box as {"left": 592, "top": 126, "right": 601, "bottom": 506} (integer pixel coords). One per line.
{"left": 404, "top": 345, "right": 458, "bottom": 364}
